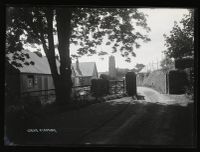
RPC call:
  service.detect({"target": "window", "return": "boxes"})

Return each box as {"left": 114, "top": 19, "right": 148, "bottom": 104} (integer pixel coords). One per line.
{"left": 34, "top": 76, "right": 38, "bottom": 85}
{"left": 79, "top": 77, "right": 84, "bottom": 86}
{"left": 27, "top": 75, "right": 34, "bottom": 88}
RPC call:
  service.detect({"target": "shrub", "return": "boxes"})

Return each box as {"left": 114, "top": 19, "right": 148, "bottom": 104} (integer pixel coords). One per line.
{"left": 185, "top": 86, "right": 194, "bottom": 100}
{"left": 168, "top": 70, "right": 189, "bottom": 94}
{"left": 21, "top": 96, "right": 42, "bottom": 112}
{"left": 5, "top": 103, "right": 34, "bottom": 144}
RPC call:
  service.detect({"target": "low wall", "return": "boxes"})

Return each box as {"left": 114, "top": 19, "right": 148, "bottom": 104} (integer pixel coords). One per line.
{"left": 136, "top": 73, "right": 145, "bottom": 86}
{"left": 142, "top": 70, "right": 167, "bottom": 94}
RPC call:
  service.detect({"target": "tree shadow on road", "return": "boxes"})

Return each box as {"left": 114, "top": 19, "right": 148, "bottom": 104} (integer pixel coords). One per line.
{"left": 109, "top": 101, "right": 195, "bottom": 147}
{"left": 4, "top": 96, "right": 195, "bottom": 147}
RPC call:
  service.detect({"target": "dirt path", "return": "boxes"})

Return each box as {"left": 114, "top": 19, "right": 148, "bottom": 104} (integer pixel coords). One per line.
{"left": 137, "top": 87, "right": 193, "bottom": 106}
{"left": 78, "top": 87, "right": 195, "bottom": 146}
{"left": 10, "top": 87, "right": 194, "bottom": 146}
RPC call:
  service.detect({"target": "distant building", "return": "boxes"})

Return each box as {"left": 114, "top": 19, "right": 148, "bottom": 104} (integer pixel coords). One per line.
{"left": 71, "top": 59, "right": 98, "bottom": 86}
{"left": 109, "top": 55, "right": 116, "bottom": 78}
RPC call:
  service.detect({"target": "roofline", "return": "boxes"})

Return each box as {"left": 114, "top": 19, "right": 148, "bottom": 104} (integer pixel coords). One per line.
{"left": 19, "top": 72, "right": 52, "bottom": 75}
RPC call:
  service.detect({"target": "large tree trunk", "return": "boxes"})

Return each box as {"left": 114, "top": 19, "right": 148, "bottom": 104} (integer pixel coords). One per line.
{"left": 55, "top": 8, "right": 73, "bottom": 104}
{"left": 42, "top": 8, "right": 73, "bottom": 104}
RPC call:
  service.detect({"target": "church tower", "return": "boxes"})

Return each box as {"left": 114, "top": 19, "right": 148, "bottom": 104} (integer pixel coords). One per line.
{"left": 109, "top": 55, "right": 116, "bottom": 78}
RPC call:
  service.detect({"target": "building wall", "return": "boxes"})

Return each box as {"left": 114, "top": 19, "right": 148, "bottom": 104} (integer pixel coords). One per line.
{"left": 20, "top": 73, "right": 55, "bottom": 96}
{"left": 72, "top": 77, "right": 80, "bottom": 86}
{"left": 5, "top": 62, "right": 56, "bottom": 99}
{"left": 47, "top": 75, "right": 55, "bottom": 90}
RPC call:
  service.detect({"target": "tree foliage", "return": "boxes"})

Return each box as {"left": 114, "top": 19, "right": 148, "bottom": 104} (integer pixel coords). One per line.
{"left": 131, "top": 63, "right": 145, "bottom": 73}
{"left": 160, "top": 56, "right": 174, "bottom": 72}
{"left": 6, "top": 7, "right": 151, "bottom": 63}
{"left": 115, "top": 63, "right": 145, "bottom": 79}
{"left": 163, "top": 9, "right": 194, "bottom": 60}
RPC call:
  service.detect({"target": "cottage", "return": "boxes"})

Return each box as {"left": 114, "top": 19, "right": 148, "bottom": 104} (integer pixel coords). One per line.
{"left": 5, "top": 50, "right": 59, "bottom": 99}
{"left": 5, "top": 50, "right": 98, "bottom": 100}
{"left": 71, "top": 60, "right": 98, "bottom": 86}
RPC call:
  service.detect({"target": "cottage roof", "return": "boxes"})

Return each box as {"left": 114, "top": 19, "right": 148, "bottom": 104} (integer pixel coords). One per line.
{"left": 72, "top": 62, "right": 97, "bottom": 77}
{"left": 6, "top": 50, "right": 60, "bottom": 74}
{"left": 71, "top": 65, "right": 82, "bottom": 77}
{"left": 7, "top": 50, "right": 98, "bottom": 76}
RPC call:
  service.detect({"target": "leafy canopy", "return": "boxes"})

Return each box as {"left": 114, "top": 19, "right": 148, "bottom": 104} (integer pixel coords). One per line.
{"left": 6, "top": 7, "right": 151, "bottom": 66}
{"left": 163, "top": 9, "right": 194, "bottom": 60}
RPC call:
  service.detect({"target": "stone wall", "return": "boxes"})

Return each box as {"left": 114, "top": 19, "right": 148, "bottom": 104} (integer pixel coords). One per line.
{"left": 142, "top": 70, "right": 167, "bottom": 94}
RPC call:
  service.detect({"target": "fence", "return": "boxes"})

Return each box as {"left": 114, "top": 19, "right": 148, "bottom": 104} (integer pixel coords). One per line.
{"left": 21, "top": 89, "right": 56, "bottom": 104}
{"left": 72, "top": 85, "right": 91, "bottom": 100}
{"left": 20, "top": 85, "right": 92, "bottom": 103}
{"left": 109, "top": 80, "right": 126, "bottom": 95}
{"left": 20, "top": 80, "right": 126, "bottom": 103}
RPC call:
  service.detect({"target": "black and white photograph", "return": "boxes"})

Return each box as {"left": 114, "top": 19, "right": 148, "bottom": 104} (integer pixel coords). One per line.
{"left": 4, "top": 6, "right": 196, "bottom": 147}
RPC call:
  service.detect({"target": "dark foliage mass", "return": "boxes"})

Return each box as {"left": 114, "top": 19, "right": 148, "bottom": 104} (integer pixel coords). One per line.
{"left": 175, "top": 58, "right": 194, "bottom": 69}
{"left": 163, "top": 9, "right": 194, "bottom": 98}
{"left": 6, "top": 7, "right": 150, "bottom": 62}
{"left": 168, "top": 70, "right": 189, "bottom": 94}
{"left": 160, "top": 56, "right": 174, "bottom": 72}
{"left": 163, "top": 9, "right": 194, "bottom": 60}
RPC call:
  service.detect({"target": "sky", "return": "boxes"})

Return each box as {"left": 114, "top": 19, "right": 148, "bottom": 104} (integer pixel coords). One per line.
{"left": 26, "top": 8, "right": 189, "bottom": 73}
{"left": 71, "top": 8, "right": 189, "bottom": 72}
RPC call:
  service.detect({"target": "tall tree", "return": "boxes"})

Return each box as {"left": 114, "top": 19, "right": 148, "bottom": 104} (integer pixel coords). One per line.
{"left": 6, "top": 7, "right": 151, "bottom": 104}
{"left": 163, "top": 9, "right": 194, "bottom": 60}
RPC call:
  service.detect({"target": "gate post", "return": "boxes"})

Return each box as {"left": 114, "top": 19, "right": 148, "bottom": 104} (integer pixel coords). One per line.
{"left": 125, "top": 72, "right": 137, "bottom": 96}
{"left": 91, "top": 79, "right": 109, "bottom": 98}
